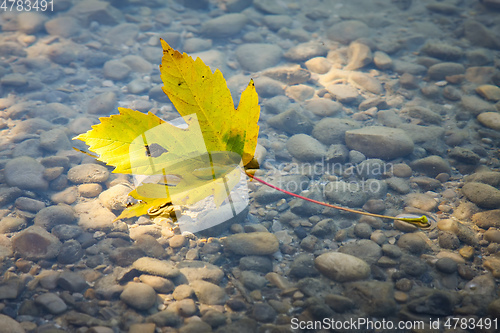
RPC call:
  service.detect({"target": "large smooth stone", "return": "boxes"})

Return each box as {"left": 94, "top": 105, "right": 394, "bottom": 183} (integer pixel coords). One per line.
{"left": 315, "top": 252, "right": 370, "bottom": 282}
{"left": 345, "top": 126, "right": 414, "bottom": 159}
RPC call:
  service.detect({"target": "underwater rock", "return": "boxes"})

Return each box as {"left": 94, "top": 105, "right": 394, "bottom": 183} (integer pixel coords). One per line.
{"left": 484, "top": 256, "right": 500, "bottom": 278}
{"left": 17, "top": 12, "right": 47, "bottom": 34}
{"left": 285, "top": 84, "right": 314, "bottom": 102}
{"left": 326, "top": 20, "right": 370, "bottom": 44}
{"left": 252, "top": 302, "right": 277, "bottom": 323}
{"left": 345, "top": 126, "right": 414, "bottom": 159}
{"left": 236, "top": 43, "right": 282, "bottom": 72}
{"left": 324, "top": 180, "right": 368, "bottom": 208}
{"left": 45, "top": 16, "right": 81, "bottom": 37}
{"left": 103, "top": 60, "right": 131, "bottom": 81}
{"left": 120, "top": 282, "right": 157, "bottom": 311}
{"left": 472, "top": 209, "right": 500, "bottom": 229}
{"left": 46, "top": 42, "right": 78, "bottom": 65}
{"left": 289, "top": 253, "right": 318, "bottom": 278}
{"left": 177, "top": 260, "right": 224, "bottom": 284}
{"left": 239, "top": 256, "right": 273, "bottom": 274}
{"left": 462, "top": 182, "right": 500, "bottom": 209}
{"left": 134, "top": 234, "right": 165, "bottom": 259}
{"left": 404, "top": 193, "right": 438, "bottom": 211}
{"left": 115, "top": 254, "right": 143, "bottom": 277}
{"left": 410, "top": 155, "right": 451, "bottom": 177}
{"left": 57, "top": 271, "right": 87, "bottom": 292}
{"left": 345, "top": 281, "right": 396, "bottom": 317}
{"left": 262, "top": 95, "right": 289, "bottom": 114}
{"left": 34, "top": 204, "right": 76, "bottom": 230}
{"left": 435, "top": 257, "right": 458, "bottom": 274}
{"left": 386, "top": 177, "right": 411, "bottom": 194}
{"left": 420, "top": 41, "right": 463, "bottom": 61}
{"left": 356, "top": 159, "right": 386, "bottom": 179}
{"left": 291, "top": 187, "right": 326, "bottom": 216}
{"left": 402, "top": 105, "right": 442, "bottom": 124}
{"left": 303, "top": 98, "right": 342, "bottom": 117}
{"left": 326, "top": 84, "right": 359, "bottom": 104}
{"left": 173, "top": 284, "right": 194, "bottom": 301}
{"left": 312, "top": 118, "right": 360, "bottom": 145}
{"left": 68, "top": 164, "right": 110, "bottom": 184}
{"left": 253, "top": 76, "right": 285, "bottom": 98}
{"left": 476, "top": 84, "right": 500, "bottom": 101}
{"left": 464, "top": 20, "right": 500, "bottom": 50}
{"left": 127, "top": 79, "right": 149, "bottom": 95}
{"left": 5, "top": 156, "right": 48, "bottom": 191}
{"left": 69, "top": 0, "right": 122, "bottom": 25}
{"left": 78, "top": 183, "right": 102, "bottom": 198}
{"left": 465, "top": 66, "right": 496, "bottom": 84}
{"left": 286, "top": 134, "right": 326, "bottom": 161}
{"left": 132, "top": 257, "right": 180, "bottom": 278}
{"left": 1, "top": 73, "right": 27, "bottom": 87}
{"left": 393, "top": 60, "right": 427, "bottom": 75}
{"left": 146, "top": 309, "right": 181, "bottom": 327}
{"left": 57, "top": 240, "right": 83, "bottom": 264}
{"left": 0, "top": 274, "right": 24, "bottom": 300}
{"left": 15, "top": 197, "right": 45, "bottom": 213}
{"left": 461, "top": 95, "right": 496, "bottom": 115}
{"left": 339, "top": 239, "right": 382, "bottom": 265}
{"left": 140, "top": 275, "right": 174, "bottom": 294}
{"left": 240, "top": 270, "right": 267, "bottom": 291}
{"left": 87, "top": 91, "right": 117, "bottom": 115}
{"left": 168, "top": 235, "right": 185, "bottom": 249}
{"left": 183, "top": 38, "right": 213, "bottom": 53}
{"left": 35, "top": 292, "right": 68, "bottom": 314}
{"left": 349, "top": 72, "right": 383, "bottom": 94}
{"left": 122, "top": 55, "right": 153, "bottom": 74}
{"left": 315, "top": 252, "right": 370, "bottom": 282}
{"left": 254, "top": 0, "right": 287, "bottom": 14}
{"left": 400, "top": 73, "right": 420, "bottom": 89}
{"left": 326, "top": 144, "right": 349, "bottom": 163}
{"left": 397, "top": 233, "right": 431, "bottom": 254}
{"left": 12, "top": 226, "right": 62, "bottom": 260}
{"left": 427, "top": 62, "right": 465, "bottom": 80}
{"left": 0, "top": 314, "right": 24, "bottom": 333}
{"left": 0, "top": 187, "right": 23, "bottom": 206}
{"left": 477, "top": 112, "right": 500, "bottom": 130}
{"left": 201, "top": 13, "right": 247, "bottom": 38}
{"left": 305, "top": 57, "right": 332, "bottom": 74}
{"left": 262, "top": 65, "right": 310, "bottom": 85}
{"left": 283, "top": 41, "right": 328, "bottom": 62}
{"left": 484, "top": 228, "right": 500, "bottom": 243}
{"left": 99, "top": 184, "right": 130, "bottom": 211}
{"left": 345, "top": 42, "right": 373, "bottom": 70}
{"left": 222, "top": 232, "right": 279, "bottom": 255}
{"left": 253, "top": 174, "right": 309, "bottom": 204}
{"left": 353, "top": 223, "right": 373, "bottom": 239}
{"left": 426, "top": 2, "right": 459, "bottom": 14}
{"left": 169, "top": 298, "right": 198, "bottom": 317}
{"left": 74, "top": 199, "right": 116, "bottom": 231}
{"left": 448, "top": 147, "right": 480, "bottom": 165}
{"left": 190, "top": 280, "right": 227, "bottom": 305}
{"left": 438, "top": 231, "right": 460, "bottom": 250}
{"left": 267, "top": 107, "right": 313, "bottom": 135}
{"left": 0, "top": 216, "right": 25, "bottom": 234}
{"left": 373, "top": 51, "right": 392, "bottom": 70}
{"left": 51, "top": 187, "right": 78, "bottom": 205}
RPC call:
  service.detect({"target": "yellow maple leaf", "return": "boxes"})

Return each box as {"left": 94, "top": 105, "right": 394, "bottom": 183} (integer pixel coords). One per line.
{"left": 74, "top": 40, "right": 260, "bottom": 220}
{"left": 160, "top": 39, "right": 260, "bottom": 165}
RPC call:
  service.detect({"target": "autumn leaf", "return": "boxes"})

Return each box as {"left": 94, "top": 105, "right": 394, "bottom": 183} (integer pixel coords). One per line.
{"left": 74, "top": 40, "right": 260, "bottom": 220}
{"left": 160, "top": 39, "right": 260, "bottom": 165}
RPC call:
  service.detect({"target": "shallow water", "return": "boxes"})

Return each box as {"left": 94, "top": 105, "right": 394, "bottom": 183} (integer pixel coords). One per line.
{"left": 1, "top": 0, "right": 500, "bottom": 332}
